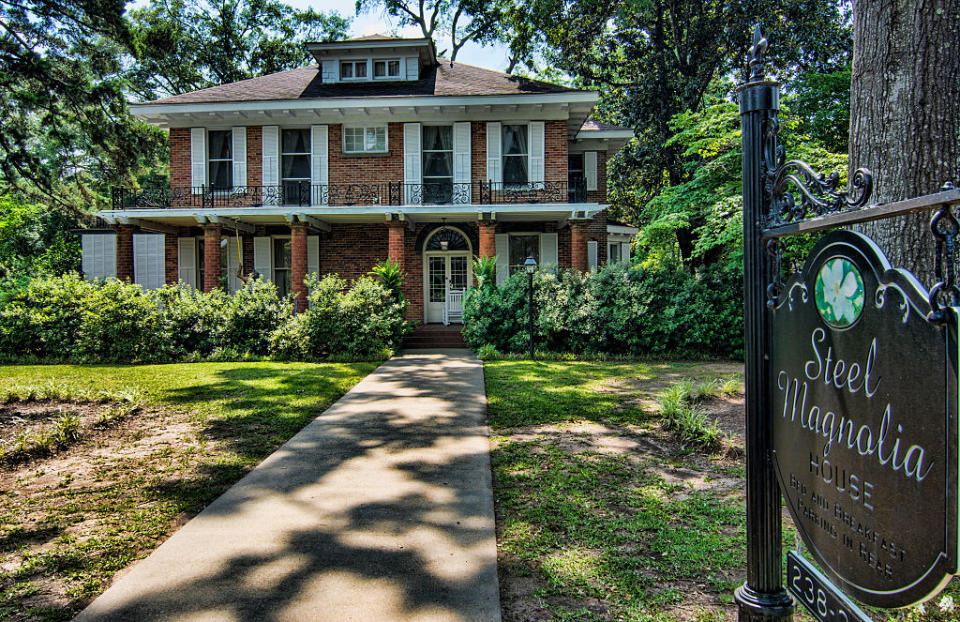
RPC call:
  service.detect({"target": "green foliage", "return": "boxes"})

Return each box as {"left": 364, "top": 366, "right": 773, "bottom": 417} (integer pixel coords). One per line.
{"left": 0, "top": 197, "right": 81, "bottom": 286}
{"left": 0, "top": 274, "right": 404, "bottom": 363}
{"left": 273, "top": 274, "right": 408, "bottom": 360}
{"left": 472, "top": 255, "right": 498, "bottom": 289}
{"left": 633, "top": 93, "right": 848, "bottom": 271}
{"left": 369, "top": 258, "right": 405, "bottom": 302}
{"left": 128, "top": 0, "right": 349, "bottom": 100}
{"left": 656, "top": 378, "right": 727, "bottom": 450}
{"left": 789, "top": 66, "right": 852, "bottom": 154}
{"left": 463, "top": 262, "right": 743, "bottom": 359}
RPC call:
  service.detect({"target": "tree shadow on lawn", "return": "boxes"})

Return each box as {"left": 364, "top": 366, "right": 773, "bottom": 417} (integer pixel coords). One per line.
{"left": 75, "top": 353, "right": 499, "bottom": 622}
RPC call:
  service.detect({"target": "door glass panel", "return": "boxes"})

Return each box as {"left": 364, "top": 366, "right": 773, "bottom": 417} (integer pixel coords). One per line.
{"left": 450, "top": 256, "right": 468, "bottom": 290}
{"left": 429, "top": 256, "right": 445, "bottom": 302}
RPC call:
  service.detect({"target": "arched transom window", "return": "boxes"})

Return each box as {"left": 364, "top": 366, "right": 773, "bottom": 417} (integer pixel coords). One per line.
{"left": 425, "top": 227, "right": 470, "bottom": 252}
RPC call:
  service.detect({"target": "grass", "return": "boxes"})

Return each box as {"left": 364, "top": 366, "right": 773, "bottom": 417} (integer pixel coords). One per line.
{"left": 485, "top": 359, "right": 746, "bottom": 621}
{"left": 0, "top": 361, "right": 377, "bottom": 622}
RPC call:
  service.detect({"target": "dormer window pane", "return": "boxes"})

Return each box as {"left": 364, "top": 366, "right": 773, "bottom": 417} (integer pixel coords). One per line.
{"left": 340, "top": 60, "right": 367, "bottom": 80}
{"left": 340, "top": 63, "right": 353, "bottom": 79}
{"left": 388, "top": 60, "right": 400, "bottom": 76}
{"left": 373, "top": 59, "right": 401, "bottom": 79}
{"left": 374, "top": 61, "right": 386, "bottom": 78}
{"left": 355, "top": 62, "right": 367, "bottom": 78}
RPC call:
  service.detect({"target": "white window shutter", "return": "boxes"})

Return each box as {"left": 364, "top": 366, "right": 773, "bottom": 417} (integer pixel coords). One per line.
{"left": 190, "top": 128, "right": 206, "bottom": 191}
{"left": 621, "top": 242, "right": 631, "bottom": 263}
{"left": 587, "top": 240, "right": 599, "bottom": 272}
{"left": 585, "top": 151, "right": 598, "bottom": 192}
{"left": 225, "top": 237, "right": 241, "bottom": 292}
{"left": 82, "top": 234, "right": 116, "bottom": 280}
{"left": 177, "top": 238, "right": 197, "bottom": 287}
{"left": 486, "top": 122, "right": 501, "bottom": 184}
{"left": 311, "top": 125, "right": 328, "bottom": 206}
{"left": 231, "top": 127, "right": 247, "bottom": 190}
{"left": 403, "top": 123, "right": 422, "bottom": 203}
{"left": 540, "top": 233, "right": 559, "bottom": 273}
{"left": 134, "top": 233, "right": 165, "bottom": 290}
{"left": 321, "top": 59, "right": 338, "bottom": 83}
{"left": 495, "top": 234, "right": 509, "bottom": 285}
{"left": 453, "top": 122, "right": 471, "bottom": 204}
{"left": 307, "top": 235, "right": 320, "bottom": 276}
{"left": 528, "top": 121, "right": 545, "bottom": 186}
{"left": 254, "top": 236, "right": 272, "bottom": 283}
{"left": 262, "top": 126, "right": 280, "bottom": 205}
{"left": 405, "top": 56, "right": 419, "bottom": 80}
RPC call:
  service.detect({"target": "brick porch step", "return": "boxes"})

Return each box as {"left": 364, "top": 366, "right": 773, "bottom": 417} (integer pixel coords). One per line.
{"left": 402, "top": 324, "right": 467, "bottom": 349}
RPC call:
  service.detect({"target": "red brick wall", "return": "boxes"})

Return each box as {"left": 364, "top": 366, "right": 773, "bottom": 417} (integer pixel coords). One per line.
{"left": 545, "top": 120, "right": 567, "bottom": 184}
{"left": 471, "top": 121, "right": 486, "bottom": 203}
{"left": 290, "top": 224, "right": 308, "bottom": 310}
{"left": 170, "top": 128, "right": 190, "bottom": 192}
{"left": 115, "top": 226, "right": 136, "bottom": 283}
{"left": 328, "top": 123, "right": 404, "bottom": 198}
{"left": 165, "top": 234, "right": 178, "bottom": 285}
{"left": 202, "top": 225, "right": 221, "bottom": 292}
{"left": 247, "top": 126, "right": 262, "bottom": 188}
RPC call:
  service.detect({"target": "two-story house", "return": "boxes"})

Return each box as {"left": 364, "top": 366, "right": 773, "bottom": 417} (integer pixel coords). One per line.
{"left": 83, "top": 35, "right": 634, "bottom": 323}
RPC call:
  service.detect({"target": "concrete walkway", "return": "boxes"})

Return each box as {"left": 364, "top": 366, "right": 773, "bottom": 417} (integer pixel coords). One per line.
{"left": 75, "top": 350, "right": 500, "bottom": 622}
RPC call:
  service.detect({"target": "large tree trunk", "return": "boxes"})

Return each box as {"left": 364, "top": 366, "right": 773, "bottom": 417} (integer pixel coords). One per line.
{"left": 849, "top": 0, "right": 960, "bottom": 286}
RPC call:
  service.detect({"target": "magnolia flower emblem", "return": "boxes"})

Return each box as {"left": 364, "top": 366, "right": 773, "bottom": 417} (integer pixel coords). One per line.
{"left": 815, "top": 257, "right": 864, "bottom": 328}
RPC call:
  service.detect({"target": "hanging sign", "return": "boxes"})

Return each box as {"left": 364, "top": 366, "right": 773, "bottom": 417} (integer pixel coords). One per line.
{"left": 770, "top": 230, "right": 959, "bottom": 608}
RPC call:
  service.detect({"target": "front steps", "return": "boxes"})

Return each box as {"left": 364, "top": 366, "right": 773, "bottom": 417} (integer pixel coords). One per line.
{"left": 402, "top": 324, "right": 468, "bottom": 349}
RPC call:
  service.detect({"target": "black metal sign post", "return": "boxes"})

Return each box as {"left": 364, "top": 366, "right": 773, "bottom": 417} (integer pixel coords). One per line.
{"left": 737, "top": 25, "right": 960, "bottom": 622}
{"left": 735, "top": 27, "right": 795, "bottom": 621}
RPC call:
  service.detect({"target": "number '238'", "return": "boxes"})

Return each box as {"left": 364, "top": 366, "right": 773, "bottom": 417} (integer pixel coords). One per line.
{"left": 791, "top": 562, "right": 849, "bottom": 621}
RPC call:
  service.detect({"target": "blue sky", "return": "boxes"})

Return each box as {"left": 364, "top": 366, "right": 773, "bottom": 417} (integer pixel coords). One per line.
{"left": 129, "top": 0, "right": 512, "bottom": 71}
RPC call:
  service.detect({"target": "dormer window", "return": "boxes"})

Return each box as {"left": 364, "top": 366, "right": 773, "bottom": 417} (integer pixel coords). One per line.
{"left": 373, "top": 59, "right": 401, "bottom": 79}
{"left": 340, "top": 60, "right": 367, "bottom": 80}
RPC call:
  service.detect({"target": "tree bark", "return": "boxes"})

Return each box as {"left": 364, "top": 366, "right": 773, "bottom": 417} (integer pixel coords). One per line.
{"left": 849, "top": 0, "right": 960, "bottom": 286}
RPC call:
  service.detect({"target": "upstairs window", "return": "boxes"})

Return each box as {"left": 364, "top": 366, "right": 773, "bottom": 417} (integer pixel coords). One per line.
{"left": 343, "top": 126, "right": 387, "bottom": 153}
{"left": 373, "top": 58, "right": 401, "bottom": 79}
{"left": 340, "top": 60, "right": 368, "bottom": 80}
{"left": 502, "top": 124, "right": 528, "bottom": 185}
{"left": 208, "top": 130, "right": 232, "bottom": 189}
{"left": 281, "top": 129, "right": 310, "bottom": 202}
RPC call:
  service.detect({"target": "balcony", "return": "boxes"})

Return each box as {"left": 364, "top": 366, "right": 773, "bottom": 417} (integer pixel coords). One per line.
{"left": 111, "top": 180, "right": 589, "bottom": 210}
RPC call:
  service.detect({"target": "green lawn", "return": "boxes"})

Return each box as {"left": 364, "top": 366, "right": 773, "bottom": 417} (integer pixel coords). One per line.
{"left": 0, "top": 361, "right": 377, "bottom": 622}
{"left": 485, "top": 359, "right": 745, "bottom": 621}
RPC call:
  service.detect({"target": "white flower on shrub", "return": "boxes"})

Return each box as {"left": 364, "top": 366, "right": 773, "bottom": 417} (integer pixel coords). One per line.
{"left": 821, "top": 258, "right": 860, "bottom": 323}
{"left": 940, "top": 594, "right": 955, "bottom": 612}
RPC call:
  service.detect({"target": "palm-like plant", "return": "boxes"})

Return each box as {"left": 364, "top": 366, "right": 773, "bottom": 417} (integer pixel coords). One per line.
{"left": 472, "top": 255, "right": 497, "bottom": 288}
{"left": 369, "top": 258, "right": 405, "bottom": 300}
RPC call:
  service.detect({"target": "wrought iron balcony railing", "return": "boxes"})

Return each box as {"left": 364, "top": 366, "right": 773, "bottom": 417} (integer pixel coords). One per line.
{"left": 111, "top": 180, "right": 589, "bottom": 210}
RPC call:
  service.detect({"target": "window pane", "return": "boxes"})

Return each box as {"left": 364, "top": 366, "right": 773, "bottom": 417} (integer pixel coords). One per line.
{"left": 423, "top": 126, "right": 452, "bottom": 151}
{"left": 282, "top": 129, "right": 309, "bottom": 154}
{"left": 340, "top": 62, "right": 353, "bottom": 79}
{"left": 209, "top": 161, "right": 233, "bottom": 189}
{"left": 502, "top": 125, "right": 527, "bottom": 155}
{"left": 568, "top": 153, "right": 583, "bottom": 174}
{"left": 373, "top": 127, "right": 386, "bottom": 150}
{"left": 274, "top": 239, "right": 291, "bottom": 268}
{"left": 509, "top": 235, "right": 539, "bottom": 271}
{"left": 450, "top": 256, "right": 467, "bottom": 290}
{"left": 364, "top": 128, "right": 381, "bottom": 151}
{"left": 374, "top": 61, "right": 386, "bottom": 77}
{"left": 429, "top": 256, "right": 445, "bottom": 302}
{"left": 503, "top": 155, "right": 528, "bottom": 184}
{"left": 344, "top": 128, "right": 360, "bottom": 152}
{"left": 209, "top": 131, "right": 231, "bottom": 160}
{"left": 609, "top": 244, "right": 620, "bottom": 263}
{"left": 423, "top": 152, "right": 452, "bottom": 177}
{"left": 282, "top": 154, "right": 310, "bottom": 179}
{"left": 355, "top": 62, "right": 367, "bottom": 78}
{"left": 388, "top": 60, "right": 400, "bottom": 76}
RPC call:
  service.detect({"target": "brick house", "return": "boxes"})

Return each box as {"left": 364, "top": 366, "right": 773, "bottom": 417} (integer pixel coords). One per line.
{"left": 84, "top": 36, "right": 635, "bottom": 323}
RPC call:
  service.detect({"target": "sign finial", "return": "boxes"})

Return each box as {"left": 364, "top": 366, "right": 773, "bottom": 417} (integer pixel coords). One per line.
{"left": 748, "top": 24, "right": 768, "bottom": 81}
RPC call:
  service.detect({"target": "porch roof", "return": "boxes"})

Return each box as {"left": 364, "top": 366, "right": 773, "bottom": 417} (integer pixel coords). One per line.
{"left": 93, "top": 204, "right": 607, "bottom": 233}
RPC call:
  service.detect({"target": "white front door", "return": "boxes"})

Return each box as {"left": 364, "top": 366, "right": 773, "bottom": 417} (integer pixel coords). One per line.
{"left": 424, "top": 252, "right": 471, "bottom": 323}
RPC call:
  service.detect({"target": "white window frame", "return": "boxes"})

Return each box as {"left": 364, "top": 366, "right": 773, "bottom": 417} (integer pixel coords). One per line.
{"left": 281, "top": 128, "right": 311, "bottom": 204}
{"left": 501, "top": 122, "right": 529, "bottom": 188}
{"left": 207, "top": 129, "right": 233, "bottom": 190}
{"left": 343, "top": 125, "right": 388, "bottom": 153}
{"left": 373, "top": 58, "right": 401, "bottom": 80}
{"left": 339, "top": 59, "right": 369, "bottom": 81}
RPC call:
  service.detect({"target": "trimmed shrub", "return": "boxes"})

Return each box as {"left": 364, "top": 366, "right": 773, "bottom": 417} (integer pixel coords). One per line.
{"left": 74, "top": 278, "right": 165, "bottom": 362}
{"left": 462, "top": 262, "right": 743, "bottom": 359}
{"left": 0, "top": 273, "right": 93, "bottom": 360}
{"left": 219, "top": 278, "right": 292, "bottom": 356}
{"left": 282, "top": 274, "right": 408, "bottom": 359}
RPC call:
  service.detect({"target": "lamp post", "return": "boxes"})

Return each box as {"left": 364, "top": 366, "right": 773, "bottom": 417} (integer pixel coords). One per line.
{"left": 524, "top": 256, "right": 537, "bottom": 359}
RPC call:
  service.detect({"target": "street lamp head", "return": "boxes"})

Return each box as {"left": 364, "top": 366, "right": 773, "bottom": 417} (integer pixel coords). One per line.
{"left": 524, "top": 256, "right": 537, "bottom": 274}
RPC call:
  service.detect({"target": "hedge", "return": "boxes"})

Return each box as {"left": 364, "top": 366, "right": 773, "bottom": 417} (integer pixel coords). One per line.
{"left": 0, "top": 273, "right": 408, "bottom": 363}
{"left": 462, "top": 262, "right": 743, "bottom": 359}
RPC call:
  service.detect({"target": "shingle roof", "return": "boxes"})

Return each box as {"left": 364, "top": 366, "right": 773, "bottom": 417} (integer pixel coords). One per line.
{"left": 138, "top": 61, "right": 581, "bottom": 105}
